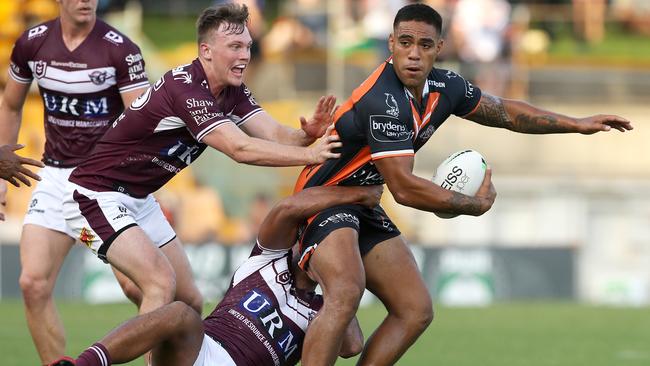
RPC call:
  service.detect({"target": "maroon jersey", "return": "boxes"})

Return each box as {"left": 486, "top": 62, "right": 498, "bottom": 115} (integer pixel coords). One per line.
{"left": 9, "top": 18, "right": 149, "bottom": 167}
{"left": 69, "top": 59, "right": 262, "bottom": 197}
{"left": 203, "top": 243, "right": 322, "bottom": 366}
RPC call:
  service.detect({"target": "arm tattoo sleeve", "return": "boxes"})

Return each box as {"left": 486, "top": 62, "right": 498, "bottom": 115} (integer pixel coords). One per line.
{"left": 470, "top": 94, "right": 514, "bottom": 129}
{"left": 470, "top": 94, "right": 573, "bottom": 133}
{"left": 445, "top": 193, "right": 483, "bottom": 216}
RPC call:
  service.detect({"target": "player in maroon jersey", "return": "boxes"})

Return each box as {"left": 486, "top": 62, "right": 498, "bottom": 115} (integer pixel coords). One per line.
{"left": 59, "top": 3, "right": 340, "bottom": 361}
{"left": 294, "top": 4, "right": 632, "bottom": 366}
{"left": 48, "top": 184, "right": 381, "bottom": 366}
{"left": 0, "top": 0, "right": 153, "bottom": 363}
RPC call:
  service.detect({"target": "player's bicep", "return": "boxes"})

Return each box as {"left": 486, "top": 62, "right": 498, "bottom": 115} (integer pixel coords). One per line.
{"left": 464, "top": 93, "right": 514, "bottom": 129}
{"left": 374, "top": 155, "right": 416, "bottom": 192}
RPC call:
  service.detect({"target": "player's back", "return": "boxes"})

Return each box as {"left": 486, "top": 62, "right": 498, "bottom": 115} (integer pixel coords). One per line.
{"left": 203, "top": 243, "right": 321, "bottom": 366}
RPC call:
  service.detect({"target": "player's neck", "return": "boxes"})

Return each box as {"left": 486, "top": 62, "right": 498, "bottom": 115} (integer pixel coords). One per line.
{"left": 199, "top": 57, "right": 227, "bottom": 97}
{"left": 407, "top": 85, "right": 425, "bottom": 105}
{"left": 60, "top": 16, "right": 96, "bottom": 51}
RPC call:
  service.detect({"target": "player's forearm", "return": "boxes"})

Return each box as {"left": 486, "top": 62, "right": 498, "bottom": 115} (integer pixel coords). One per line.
{"left": 389, "top": 175, "right": 487, "bottom": 216}
{"left": 289, "top": 186, "right": 376, "bottom": 220}
{"left": 470, "top": 94, "right": 578, "bottom": 134}
{"left": 229, "top": 136, "right": 316, "bottom": 166}
{"left": 273, "top": 124, "right": 315, "bottom": 146}
{"left": 0, "top": 106, "right": 22, "bottom": 144}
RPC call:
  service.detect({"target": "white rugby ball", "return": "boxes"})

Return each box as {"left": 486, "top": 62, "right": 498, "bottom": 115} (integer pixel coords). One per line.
{"left": 432, "top": 149, "right": 487, "bottom": 219}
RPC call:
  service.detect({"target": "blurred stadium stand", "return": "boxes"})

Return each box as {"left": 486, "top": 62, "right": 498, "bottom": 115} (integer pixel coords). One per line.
{"left": 1, "top": 0, "right": 649, "bottom": 306}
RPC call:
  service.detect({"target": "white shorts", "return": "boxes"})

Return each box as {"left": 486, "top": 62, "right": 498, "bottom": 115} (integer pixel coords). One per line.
{"left": 192, "top": 335, "right": 236, "bottom": 366}
{"left": 62, "top": 182, "right": 176, "bottom": 262}
{"left": 23, "top": 166, "right": 76, "bottom": 236}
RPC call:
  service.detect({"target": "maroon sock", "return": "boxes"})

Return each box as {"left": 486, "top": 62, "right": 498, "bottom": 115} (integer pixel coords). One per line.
{"left": 76, "top": 343, "right": 112, "bottom": 366}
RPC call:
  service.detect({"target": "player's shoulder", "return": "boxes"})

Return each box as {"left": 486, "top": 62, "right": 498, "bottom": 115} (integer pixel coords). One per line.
{"left": 15, "top": 19, "right": 56, "bottom": 48}
{"left": 428, "top": 67, "right": 479, "bottom": 101}
{"left": 95, "top": 19, "right": 140, "bottom": 49}
{"left": 356, "top": 61, "right": 408, "bottom": 114}
{"left": 161, "top": 60, "right": 211, "bottom": 97}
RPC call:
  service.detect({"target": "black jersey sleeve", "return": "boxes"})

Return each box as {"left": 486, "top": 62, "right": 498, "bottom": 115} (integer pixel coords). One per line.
{"left": 440, "top": 69, "right": 482, "bottom": 117}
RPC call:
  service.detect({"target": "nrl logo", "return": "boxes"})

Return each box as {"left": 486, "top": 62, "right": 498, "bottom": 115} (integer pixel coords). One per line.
{"left": 384, "top": 93, "right": 399, "bottom": 117}
{"left": 34, "top": 60, "right": 47, "bottom": 79}
{"left": 88, "top": 70, "right": 108, "bottom": 85}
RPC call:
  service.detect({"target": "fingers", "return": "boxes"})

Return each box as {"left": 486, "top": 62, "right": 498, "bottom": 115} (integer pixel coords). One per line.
{"left": 18, "top": 166, "right": 40, "bottom": 182}
{"left": 8, "top": 144, "right": 25, "bottom": 152}
{"left": 7, "top": 177, "right": 19, "bottom": 187}
{"left": 14, "top": 171, "right": 32, "bottom": 187}
{"left": 19, "top": 156, "right": 44, "bottom": 168}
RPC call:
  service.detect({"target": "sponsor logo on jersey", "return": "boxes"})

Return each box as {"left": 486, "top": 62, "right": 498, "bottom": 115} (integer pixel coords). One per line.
{"left": 370, "top": 115, "right": 413, "bottom": 142}
{"left": 43, "top": 92, "right": 109, "bottom": 117}
{"left": 318, "top": 212, "right": 360, "bottom": 228}
{"left": 418, "top": 124, "right": 436, "bottom": 140}
{"left": 384, "top": 93, "right": 399, "bottom": 117}
{"left": 51, "top": 60, "right": 88, "bottom": 69}
{"left": 240, "top": 290, "right": 300, "bottom": 361}
{"left": 79, "top": 227, "right": 95, "bottom": 248}
{"left": 103, "top": 31, "right": 123, "bottom": 44}
{"left": 88, "top": 70, "right": 108, "bottom": 85}
{"left": 428, "top": 80, "right": 446, "bottom": 88}
{"left": 186, "top": 98, "right": 214, "bottom": 108}
{"left": 27, "top": 25, "right": 48, "bottom": 40}
{"left": 34, "top": 60, "right": 47, "bottom": 79}
{"left": 276, "top": 270, "right": 291, "bottom": 285}
{"left": 344, "top": 167, "right": 384, "bottom": 186}
{"left": 172, "top": 64, "right": 192, "bottom": 84}
{"left": 445, "top": 70, "right": 459, "bottom": 79}
{"left": 125, "top": 53, "right": 143, "bottom": 65}
{"left": 166, "top": 140, "right": 201, "bottom": 165}
{"left": 10, "top": 62, "right": 20, "bottom": 75}
{"left": 464, "top": 80, "right": 475, "bottom": 99}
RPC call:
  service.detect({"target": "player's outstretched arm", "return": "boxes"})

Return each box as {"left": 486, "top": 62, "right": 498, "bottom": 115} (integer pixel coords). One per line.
{"left": 203, "top": 123, "right": 341, "bottom": 166}
{"left": 258, "top": 184, "right": 383, "bottom": 250}
{"left": 465, "top": 93, "right": 633, "bottom": 134}
{"left": 375, "top": 155, "right": 496, "bottom": 216}
{"left": 241, "top": 95, "right": 337, "bottom": 146}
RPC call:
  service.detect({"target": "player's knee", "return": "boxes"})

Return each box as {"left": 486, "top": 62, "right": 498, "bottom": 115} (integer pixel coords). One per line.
{"left": 167, "top": 301, "right": 203, "bottom": 336}
{"left": 325, "top": 281, "right": 365, "bottom": 320}
{"left": 119, "top": 279, "right": 143, "bottom": 307}
{"left": 141, "top": 266, "right": 177, "bottom": 303}
{"left": 403, "top": 296, "right": 434, "bottom": 333}
{"left": 19, "top": 271, "right": 52, "bottom": 303}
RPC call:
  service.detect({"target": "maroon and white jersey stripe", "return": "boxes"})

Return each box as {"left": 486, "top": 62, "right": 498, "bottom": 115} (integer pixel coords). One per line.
{"left": 203, "top": 242, "right": 322, "bottom": 366}
{"left": 9, "top": 18, "right": 148, "bottom": 167}
{"left": 69, "top": 59, "right": 262, "bottom": 197}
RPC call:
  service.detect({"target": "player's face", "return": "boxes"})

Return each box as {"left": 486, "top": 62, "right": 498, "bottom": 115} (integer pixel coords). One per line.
{"left": 389, "top": 20, "right": 442, "bottom": 90}
{"left": 57, "top": 0, "right": 97, "bottom": 25}
{"left": 204, "top": 23, "right": 252, "bottom": 88}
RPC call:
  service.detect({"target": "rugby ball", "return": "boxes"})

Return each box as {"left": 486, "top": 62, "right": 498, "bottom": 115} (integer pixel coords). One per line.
{"left": 432, "top": 149, "right": 487, "bottom": 219}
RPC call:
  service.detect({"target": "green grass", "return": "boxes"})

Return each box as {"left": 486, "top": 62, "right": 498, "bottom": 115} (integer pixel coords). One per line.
{"left": 1, "top": 300, "right": 648, "bottom": 365}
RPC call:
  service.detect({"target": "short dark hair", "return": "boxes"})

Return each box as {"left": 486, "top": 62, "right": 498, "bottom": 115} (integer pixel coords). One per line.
{"left": 197, "top": 3, "right": 249, "bottom": 44}
{"left": 393, "top": 3, "right": 443, "bottom": 36}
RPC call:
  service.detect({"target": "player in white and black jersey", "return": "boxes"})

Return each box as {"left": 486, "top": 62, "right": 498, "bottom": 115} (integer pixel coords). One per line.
{"left": 0, "top": 1, "right": 152, "bottom": 364}
{"left": 49, "top": 184, "right": 382, "bottom": 366}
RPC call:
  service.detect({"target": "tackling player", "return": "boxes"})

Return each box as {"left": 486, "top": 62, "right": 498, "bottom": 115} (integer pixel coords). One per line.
{"left": 49, "top": 184, "right": 382, "bottom": 366}
{"left": 60, "top": 2, "right": 340, "bottom": 353}
{"left": 295, "top": 3, "right": 632, "bottom": 365}
{"left": 0, "top": 0, "right": 151, "bottom": 363}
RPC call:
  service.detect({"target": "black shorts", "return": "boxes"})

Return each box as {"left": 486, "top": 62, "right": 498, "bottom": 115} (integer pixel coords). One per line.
{"left": 298, "top": 204, "right": 400, "bottom": 270}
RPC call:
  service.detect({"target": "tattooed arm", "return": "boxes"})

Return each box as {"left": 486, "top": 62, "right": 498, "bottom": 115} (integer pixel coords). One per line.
{"left": 374, "top": 156, "right": 496, "bottom": 216}
{"left": 465, "top": 93, "right": 633, "bottom": 135}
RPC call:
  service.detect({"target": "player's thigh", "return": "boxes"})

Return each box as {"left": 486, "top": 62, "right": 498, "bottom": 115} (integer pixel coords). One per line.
{"left": 362, "top": 235, "right": 432, "bottom": 314}
{"left": 160, "top": 238, "right": 202, "bottom": 307}
{"left": 307, "top": 228, "right": 365, "bottom": 297}
{"left": 19, "top": 224, "right": 75, "bottom": 283}
{"left": 106, "top": 226, "right": 174, "bottom": 289}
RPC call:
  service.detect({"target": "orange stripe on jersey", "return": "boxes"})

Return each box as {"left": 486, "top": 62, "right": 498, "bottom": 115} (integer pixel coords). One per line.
{"left": 294, "top": 164, "right": 323, "bottom": 193}
{"left": 417, "top": 92, "right": 441, "bottom": 132}
{"left": 333, "top": 62, "right": 388, "bottom": 124}
{"left": 323, "top": 146, "right": 372, "bottom": 187}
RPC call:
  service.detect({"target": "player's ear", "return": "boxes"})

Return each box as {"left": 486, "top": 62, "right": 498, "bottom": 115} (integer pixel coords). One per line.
{"left": 199, "top": 42, "right": 211, "bottom": 60}
{"left": 436, "top": 38, "right": 444, "bottom": 54}
{"left": 388, "top": 33, "right": 395, "bottom": 53}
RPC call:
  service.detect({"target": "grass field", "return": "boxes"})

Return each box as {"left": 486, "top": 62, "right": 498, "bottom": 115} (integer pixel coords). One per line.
{"left": 1, "top": 300, "right": 648, "bottom": 365}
